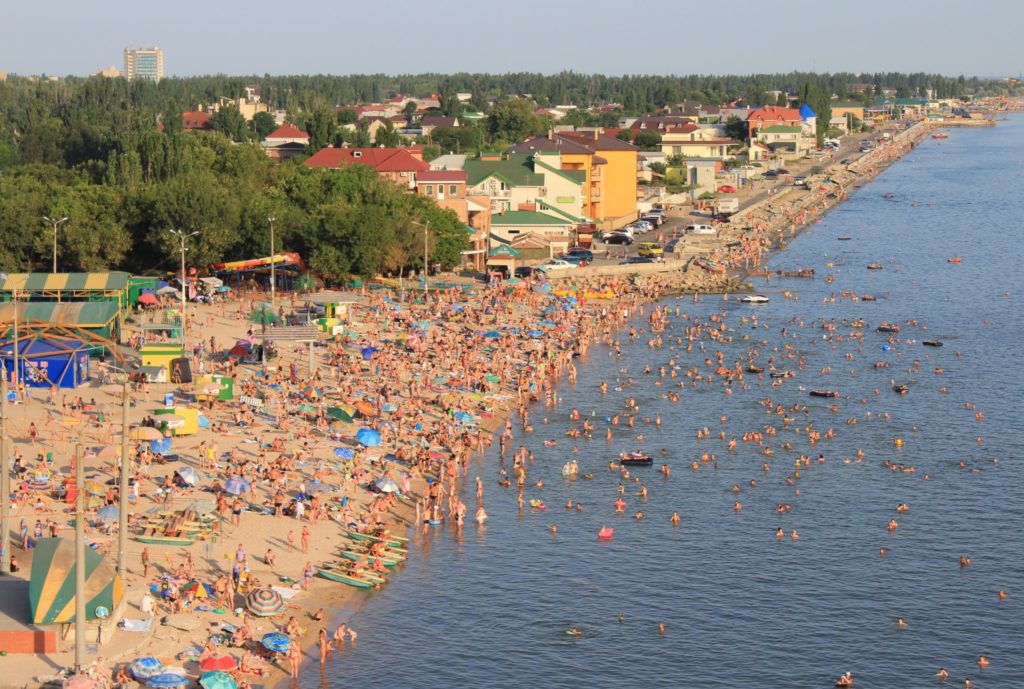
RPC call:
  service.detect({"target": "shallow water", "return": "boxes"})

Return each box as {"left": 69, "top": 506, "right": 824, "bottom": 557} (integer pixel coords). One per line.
{"left": 304, "top": 117, "right": 1023, "bottom": 689}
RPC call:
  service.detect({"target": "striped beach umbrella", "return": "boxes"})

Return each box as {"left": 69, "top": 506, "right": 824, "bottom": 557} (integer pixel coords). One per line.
{"left": 199, "top": 671, "right": 237, "bottom": 689}
{"left": 245, "top": 588, "right": 284, "bottom": 617}
{"left": 327, "top": 406, "right": 355, "bottom": 423}
{"left": 224, "top": 477, "right": 250, "bottom": 495}
{"left": 84, "top": 481, "right": 107, "bottom": 496}
{"left": 261, "top": 631, "right": 291, "bottom": 653}
{"left": 130, "top": 656, "right": 165, "bottom": 680}
{"left": 29, "top": 538, "right": 123, "bottom": 624}
{"left": 180, "top": 580, "right": 212, "bottom": 598}
{"left": 146, "top": 673, "right": 188, "bottom": 688}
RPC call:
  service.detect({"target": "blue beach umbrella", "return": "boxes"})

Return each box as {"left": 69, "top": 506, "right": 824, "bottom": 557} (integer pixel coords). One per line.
{"left": 131, "top": 657, "right": 164, "bottom": 680}
{"left": 224, "top": 477, "right": 250, "bottom": 495}
{"left": 356, "top": 428, "right": 381, "bottom": 447}
{"left": 333, "top": 447, "right": 355, "bottom": 460}
{"left": 453, "top": 411, "right": 474, "bottom": 422}
{"left": 361, "top": 346, "right": 378, "bottom": 360}
{"left": 147, "top": 673, "right": 188, "bottom": 688}
{"left": 97, "top": 505, "right": 120, "bottom": 522}
{"left": 483, "top": 330, "right": 501, "bottom": 339}
{"left": 176, "top": 466, "right": 200, "bottom": 486}
{"left": 261, "top": 632, "right": 291, "bottom": 653}
{"left": 526, "top": 329, "right": 543, "bottom": 337}
{"left": 199, "top": 671, "right": 237, "bottom": 689}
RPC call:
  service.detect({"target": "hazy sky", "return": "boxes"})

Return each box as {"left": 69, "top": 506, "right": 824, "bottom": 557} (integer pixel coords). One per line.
{"left": 5, "top": 0, "right": 1022, "bottom": 78}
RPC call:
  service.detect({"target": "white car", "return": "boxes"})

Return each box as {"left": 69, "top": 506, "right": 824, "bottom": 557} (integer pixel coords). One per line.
{"left": 536, "top": 259, "right": 577, "bottom": 272}
{"left": 686, "top": 224, "right": 716, "bottom": 235}
{"left": 633, "top": 220, "right": 654, "bottom": 232}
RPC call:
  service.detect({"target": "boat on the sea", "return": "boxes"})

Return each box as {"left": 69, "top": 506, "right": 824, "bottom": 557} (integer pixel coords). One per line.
{"left": 809, "top": 390, "right": 840, "bottom": 398}
{"left": 739, "top": 294, "right": 769, "bottom": 304}
{"left": 775, "top": 268, "right": 815, "bottom": 278}
{"left": 770, "top": 371, "right": 793, "bottom": 379}
{"left": 932, "top": 132, "right": 949, "bottom": 139}
{"left": 922, "top": 340, "right": 943, "bottom": 347}
{"left": 860, "top": 295, "right": 876, "bottom": 302}
{"left": 893, "top": 383, "right": 909, "bottom": 395}
{"left": 947, "top": 257, "right": 961, "bottom": 263}
{"left": 747, "top": 365, "right": 764, "bottom": 374}
{"left": 620, "top": 452, "right": 653, "bottom": 466}
{"left": 837, "top": 236, "right": 852, "bottom": 241}
{"left": 867, "top": 263, "right": 884, "bottom": 270}
{"left": 877, "top": 323, "right": 900, "bottom": 334}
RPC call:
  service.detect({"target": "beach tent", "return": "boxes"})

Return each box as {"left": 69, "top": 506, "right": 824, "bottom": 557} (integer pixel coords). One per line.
{"left": 29, "top": 538, "right": 124, "bottom": 624}
{"left": 0, "top": 337, "right": 92, "bottom": 388}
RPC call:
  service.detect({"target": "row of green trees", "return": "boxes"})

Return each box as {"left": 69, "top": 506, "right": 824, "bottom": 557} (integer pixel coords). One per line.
{"left": 0, "top": 130, "right": 469, "bottom": 279}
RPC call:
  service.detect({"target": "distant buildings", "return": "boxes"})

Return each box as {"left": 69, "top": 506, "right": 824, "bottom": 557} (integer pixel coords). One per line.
{"left": 123, "top": 47, "right": 163, "bottom": 82}
{"left": 92, "top": 65, "right": 122, "bottom": 78}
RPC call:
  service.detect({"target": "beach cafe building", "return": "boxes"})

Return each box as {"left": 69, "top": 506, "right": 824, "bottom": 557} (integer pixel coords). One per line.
{"left": 0, "top": 272, "right": 131, "bottom": 337}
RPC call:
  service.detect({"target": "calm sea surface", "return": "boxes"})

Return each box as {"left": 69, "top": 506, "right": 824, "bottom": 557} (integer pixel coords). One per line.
{"left": 303, "top": 117, "right": 1023, "bottom": 689}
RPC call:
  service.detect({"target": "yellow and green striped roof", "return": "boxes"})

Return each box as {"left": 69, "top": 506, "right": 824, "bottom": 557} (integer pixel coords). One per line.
{"left": 0, "top": 272, "right": 131, "bottom": 293}
{"left": 29, "top": 538, "right": 124, "bottom": 624}
{"left": 0, "top": 302, "right": 120, "bottom": 328}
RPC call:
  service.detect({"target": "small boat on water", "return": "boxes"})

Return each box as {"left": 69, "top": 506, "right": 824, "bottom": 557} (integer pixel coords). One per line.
{"left": 620, "top": 452, "right": 653, "bottom": 466}
{"left": 867, "top": 263, "right": 884, "bottom": 270}
{"left": 837, "top": 236, "right": 852, "bottom": 241}
{"left": 747, "top": 365, "right": 764, "bottom": 374}
{"left": 877, "top": 323, "right": 901, "bottom": 334}
{"left": 932, "top": 132, "right": 949, "bottom": 139}
{"left": 860, "top": 295, "right": 876, "bottom": 302}
{"left": 809, "top": 390, "right": 840, "bottom": 398}
{"left": 893, "top": 383, "right": 909, "bottom": 395}
{"left": 947, "top": 257, "right": 961, "bottom": 263}
{"left": 922, "top": 340, "right": 943, "bottom": 347}
{"left": 739, "top": 294, "right": 769, "bottom": 304}
{"left": 770, "top": 371, "right": 792, "bottom": 379}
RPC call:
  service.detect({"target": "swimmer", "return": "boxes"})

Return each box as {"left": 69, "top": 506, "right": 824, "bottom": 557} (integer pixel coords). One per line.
{"left": 896, "top": 617, "right": 906, "bottom": 629}
{"left": 997, "top": 589, "right": 1007, "bottom": 601}
{"left": 977, "top": 656, "right": 989, "bottom": 670}
{"left": 634, "top": 511, "right": 644, "bottom": 520}
{"left": 566, "top": 627, "right": 582, "bottom": 637}
{"left": 670, "top": 511, "right": 680, "bottom": 525}
{"left": 617, "top": 613, "right": 625, "bottom": 623}
{"left": 936, "top": 668, "right": 949, "bottom": 680}
{"left": 879, "top": 548, "right": 887, "bottom": 557}
{"left": 658, "top": 623, "right": 666, "bottom": 635}
{"left": 548, "top": 524, "right": 558, "bottom": 535}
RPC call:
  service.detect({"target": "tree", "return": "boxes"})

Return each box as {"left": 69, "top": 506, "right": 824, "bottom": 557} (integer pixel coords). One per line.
{"left": 616, "top": 129, "right": 634, "bottom": 143}
{"left": 374, "top": 121, "right": 401, "bottom": 147}
{"left": 403, "top": 100, "right": 418, "bottom": 121}
{"left": 303, "top": 105, "right": 336, "bottom": 154}
{"left": 210, "top": 105, "right": 249, "bottom": 143}
{"left": 486, "top": 99, "right": 543, "bottom": 144}
{"left": 336, "top": 108, "right": 358, "bottom": 125}
{"left": 251, "top": 111, "right": 277, "bottom": 140}
{"left": 634, "top": 131, "right": 662, "bottom": 150}
{"left": 724, "top": 116, "right": 748, "bottom": 142}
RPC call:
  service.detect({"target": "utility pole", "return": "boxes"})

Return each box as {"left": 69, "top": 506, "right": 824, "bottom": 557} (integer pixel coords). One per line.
{"left": 423, "top": 221, "right": 430, "bottom": 291}
{"left": 42, "top": 215, "right": 69, "bottom": 273}
{"left": 0, "top": 274, "right": 19, "bottom": 399}
{"left": 0, "top": 365, "right": 9, "bottom": 574}
{"left": 74, "top": 440, "right": 85, "bottom": 672}
{"left": 117, "top": 382, "right": 129, "bottom": 579}
{"left": 167, "top": 229, "right": 199, "bottom": 349}
{"left": 268, "top": 217, "right": 276, "bottom": 306}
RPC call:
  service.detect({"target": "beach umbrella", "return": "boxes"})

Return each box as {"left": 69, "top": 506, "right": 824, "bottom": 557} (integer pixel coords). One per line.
{"left": 333, "top": 447, "right": 355, "bottom": 460}
{"left": 198, "top": 654, "right": 237, "bottom": 673}
{"left": 298, "top": 403, "right": 317, "bottom": 414}
{"left": 97, "top": 505, "right": 120, "bottom": 522}
{"left": 249, "top": 306, "right": 279, "bottom": 326}
{"left": 137, "top": 293, "right": 158, "bottom": 305}
{"left": 356, "top": 428, "right": 381, "bottom": 447}
{"left": 156, "top": 286, "right": 179, "bottom": 296}
{"left": 130, "top": 657, "right": 165, "bottom": 680}
{"left": 147, "top": 673, "right": 188, "bottom": 688}
{"left": 63, "top": 675, "right": 95, "bottom": 689}
{"left": 374, "top": 477, "right": 400, "bottom": 494}
{"left": 149, "top": 438, "right": 173, "bottom": 455}
{"left": 95, "top": 445, "right": 121, "bottom": 459}
{"left": 453, "top": 411, "right": 474, "bottom": 423}
{"left": 327, "top": 406, "right": 355, "bottom": 423}
{"left": 131, "top": 426, "right": 165, "bottom": 441}
{"left": 527, "top": 329, "right": 543, "bottom": 337}
{"left": 224, "top": 477, "right": 250, "bottom": 496}
{"left": 353, "top": 400, "right": 376, "bottom": 417}
{"left": 180, "top": 580, "right": 212, "bottom": 598}
{"left": 84, "top": 480, "right": 107, "bottom": 496}
{"left": 176, "top": 467, "right": 200, "bottom": 486}
{"left": 261, "top": 631, "right": 291, "bottom": 653}
{"left": 360, "top": 346, "right": 378, "bottom": 360}
{"left": 246, "top": 588, "right": 284, "bottom": 617}
{"left": 483, "top": 330, "right": 501, "bottom": 339}
{"left": 216, "top": 286, "right": 232, "bottom": 293}
{"left": 199, "top": 671, "right": 238, "bottom": 689}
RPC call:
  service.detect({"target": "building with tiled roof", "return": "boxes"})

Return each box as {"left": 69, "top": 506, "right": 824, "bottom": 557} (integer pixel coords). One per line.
{"left": 304, "top": 147, "right": 429, "bottom": 187}
{"left": 746, "top": 106, "right": 803, "bottom": 137}
{"left": 182, "top": 111, "right": 212, "bottom": 131}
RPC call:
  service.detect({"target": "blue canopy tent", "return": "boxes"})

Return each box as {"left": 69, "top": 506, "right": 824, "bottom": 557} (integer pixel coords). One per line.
{"left": 0, "top": 336, "right": 91, "bottom": 388}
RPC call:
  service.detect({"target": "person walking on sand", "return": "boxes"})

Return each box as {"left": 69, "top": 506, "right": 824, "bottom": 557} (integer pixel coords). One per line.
{"left": 301, "top": 525, "right": 310, "bottom": 553}
{"left": 318, "top": 628, "right": 331, "bottom": 665}
{"left": 288, "top": 642, "right": 301, "bottom": 678}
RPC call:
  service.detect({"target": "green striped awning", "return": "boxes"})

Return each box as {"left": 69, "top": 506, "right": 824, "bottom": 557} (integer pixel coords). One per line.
{"left": 0, "top": 272, "right": 131, "bottom": 293}
{"left": 0, "top": 302, "right": 120, "bottom": 328}
{"left": 28, "top": 538, "right": 124, "bottom": 624}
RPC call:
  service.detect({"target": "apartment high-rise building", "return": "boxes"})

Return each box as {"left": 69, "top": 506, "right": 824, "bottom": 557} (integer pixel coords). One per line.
{"left": 123, "top": 47, "right": 164, "bottom": 82}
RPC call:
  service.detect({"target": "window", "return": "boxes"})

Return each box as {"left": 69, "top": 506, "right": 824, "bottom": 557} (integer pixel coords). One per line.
{"left": 449, "top": 185, "right": 458, "bottom": 195}
{"left": 425, "top": 185, "right": 433, "bottom": 195}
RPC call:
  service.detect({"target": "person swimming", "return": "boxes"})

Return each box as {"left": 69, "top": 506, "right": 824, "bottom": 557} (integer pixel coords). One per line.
{"left": 566, "top": 627, "right": 582, "bottom": 637}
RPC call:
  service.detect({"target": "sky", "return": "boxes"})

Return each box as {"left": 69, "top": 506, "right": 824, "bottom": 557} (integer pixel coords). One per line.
{"left": 4, "top": 0, "right": 1022, "bottom": 79}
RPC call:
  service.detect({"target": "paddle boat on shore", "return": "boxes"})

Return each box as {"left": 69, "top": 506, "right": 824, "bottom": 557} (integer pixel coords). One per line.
{"left": 317, "top": 565, "right": 385, "bottom": 588}
{"left": 345, "top": 529, "right": 408, "bottom": 549}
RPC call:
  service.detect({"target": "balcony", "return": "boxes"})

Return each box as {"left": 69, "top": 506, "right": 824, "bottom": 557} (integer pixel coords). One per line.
{"left": 590, "top": 167, "right": 603, "bottom": 180}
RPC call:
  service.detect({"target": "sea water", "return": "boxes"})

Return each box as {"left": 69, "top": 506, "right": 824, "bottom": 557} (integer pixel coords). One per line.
{"left": 304, "top": 116, "right": 1023, "bottom": 689}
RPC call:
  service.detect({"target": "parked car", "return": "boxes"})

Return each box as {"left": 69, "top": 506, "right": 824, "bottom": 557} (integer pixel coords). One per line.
{"left": 536, "top": 259, "right": 576, "bottom": 272}
{"left": 604, "top": 233, "right": 633, "bottom": 245}
{"left": 632, "top": 220, "right": 654, "bottom": 232}
{"left": 614, "top": 226, "right": 635, "bottom": 238}
{"left": 558, "top": 254, "right": 588, "bottom": 266}
{"left": 619, "top": 256, "right": 654, "bottom": 265}
{"left": 637, "top": 242, "right": 664, "bottom": 258}
{"left": 793, "top": 176, "right": 807, "bottom": 187}
{"left": 686, "top": 224, "right": 716, "bottom": 235}
{"left": 514, "top": 266, "right": 535, "bottom": 278}
{"left": 776, "top": 168, "right": 790, "bottom": 175}
{"left": 640, "top": 213, "right": 664, "bottom": 226}
{"left": 565, "top": 248, "right": 594, "bottom": 262}
{"left": 718, "top": 185, "right": 737, "bottom": 193}
{"left": 764, "top": 170, "right": 779, "bottom": 178}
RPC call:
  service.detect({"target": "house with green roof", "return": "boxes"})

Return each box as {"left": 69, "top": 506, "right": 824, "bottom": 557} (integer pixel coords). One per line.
{"left": 753, "top": 125, "right": 810, "bottom": 159}
{"left": 464, "top": 152, "right": 587, "bottom": 223}
{"left": 488, "top": 209, "right": 575, "bottom": 263}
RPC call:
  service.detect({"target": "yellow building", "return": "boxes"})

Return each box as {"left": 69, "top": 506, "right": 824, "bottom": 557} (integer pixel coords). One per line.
{"left": 509, "top": 130, "right": 638, "bottom": 229}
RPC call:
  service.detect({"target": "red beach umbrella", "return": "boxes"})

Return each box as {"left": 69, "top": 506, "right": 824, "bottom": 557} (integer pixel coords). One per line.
{"left": 199, "top": 654, "right": 238, "bottom": 672}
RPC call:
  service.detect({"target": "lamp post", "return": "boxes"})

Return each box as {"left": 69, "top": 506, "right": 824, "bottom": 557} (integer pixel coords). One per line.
{"left": 0, "top": 273, "right": 19, "bottom": 392}
{"left": 268, "top": 217, "right": 276, "bottom": 306}
{"left": 411, "top": 220, "right": 430, "bottom": 291}
{"left": 167, "top": 229, "right": 199, "bottom": 348}
{"left": 73, "top": 440, "right": 85, "bottom": 672}
{"left": 42, "top": 215, "right": 69, "bottom": 273}
{"left": 0, "top": 364, "right": 9, "bottom": 575}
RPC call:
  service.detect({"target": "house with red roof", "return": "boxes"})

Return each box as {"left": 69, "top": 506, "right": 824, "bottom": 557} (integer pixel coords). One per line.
{"left": 182, "top": 111, "right": 212, "bottom": 131}
{"left": 746, "top": 106, "right": 802, "bottom": 138}
{"left": 304, "top": 147, "right": 429, "bottom": 188}
{"left": 261, "top": 124, "right": 310, "bottom": 161}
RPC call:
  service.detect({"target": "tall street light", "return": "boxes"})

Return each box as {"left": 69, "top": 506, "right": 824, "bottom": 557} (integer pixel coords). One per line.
{"left": 42, "top": 215, "right": 69, "bottom": 273}
{"left": 268, "top": 217, "right": 276, "bottom": 306}
{"left": 167, "top": 229, "right": 199, "bottom": 348}
{"left": 411, "top": 220, "right": 430, "bottom": 291}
